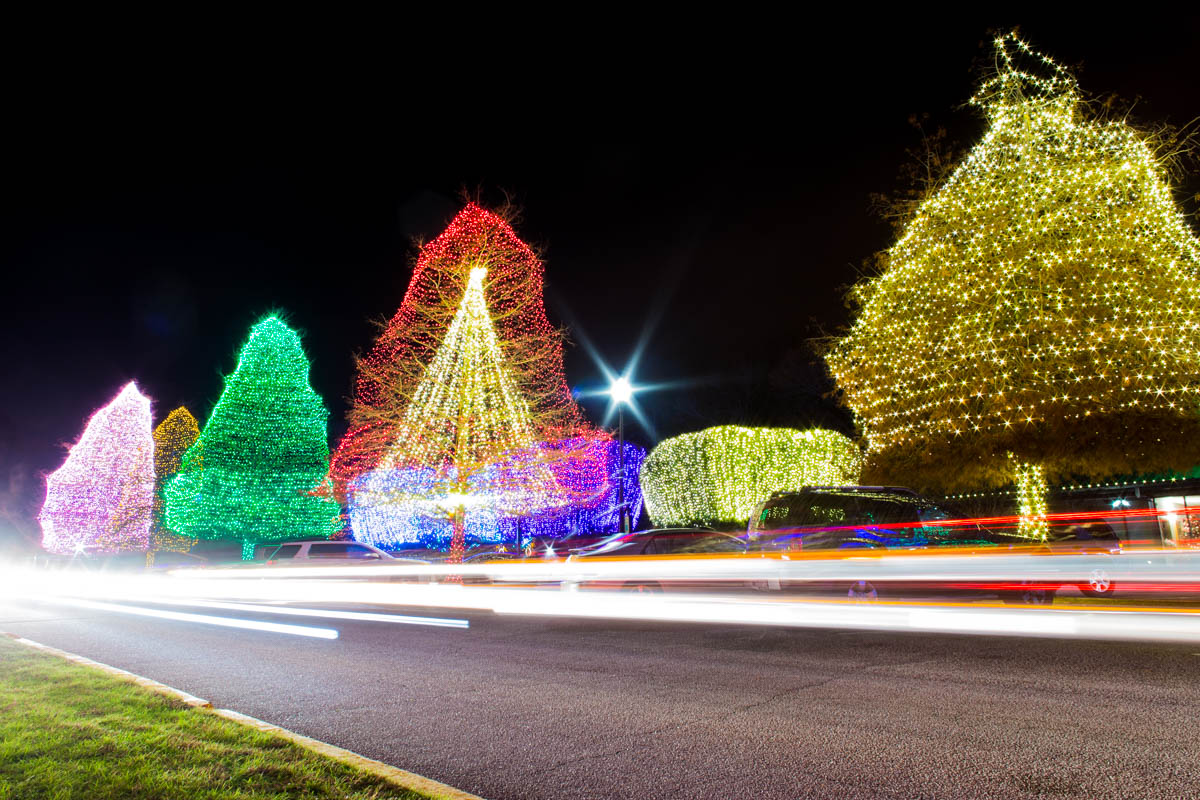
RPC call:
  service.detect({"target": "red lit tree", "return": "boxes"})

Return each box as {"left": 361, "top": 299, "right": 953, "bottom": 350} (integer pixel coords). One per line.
{"left": 331, "top": 204, "right": 608, "bottom": 559}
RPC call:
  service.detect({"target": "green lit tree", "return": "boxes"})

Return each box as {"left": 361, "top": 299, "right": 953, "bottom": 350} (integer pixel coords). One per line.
{"left": 827, "top": 34, "right": 1200, "bottom": 536}
{"left": 166, "top": 316, "right": 341, "bottom": 558}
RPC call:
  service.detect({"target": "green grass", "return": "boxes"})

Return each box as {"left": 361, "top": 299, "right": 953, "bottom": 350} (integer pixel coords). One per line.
{"left": 0, "top": 637, "right": 429, "bottom": 800}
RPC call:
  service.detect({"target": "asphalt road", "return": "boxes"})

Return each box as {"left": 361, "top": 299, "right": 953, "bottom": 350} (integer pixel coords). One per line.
{"left": 2, "top": 596, "right": 1199, "bottom": 800}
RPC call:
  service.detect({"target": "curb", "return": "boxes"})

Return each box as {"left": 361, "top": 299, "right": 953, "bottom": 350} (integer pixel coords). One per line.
{"left": 3, "top": 632, "right": 485, "bottom": 800}
{"left": 210, "top": 707, "right": 485, "bottom": 800}
{"left": 4, "top": 632, "right": 212, "bottom": 708}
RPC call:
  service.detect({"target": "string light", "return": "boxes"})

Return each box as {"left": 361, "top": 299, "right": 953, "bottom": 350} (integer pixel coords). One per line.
{"left": 165, "top": 316, "right": 341, "bottom": 560}
{"left": 827, "top": 33, "right": 1200, "bottom": 503}
{"left": 1011, "top": 454, "right": 1049, "bottom": 540}
{"left": 335, "top": 205, "right": 611, "bottom": 558}
{"left": 38, "top": 383, "right": 155, "bottom": 555}
{"left": 349, "top": 438, "right": 645, "bottom": 548}
{"left": 639, "top": 426, "right": 861, "bottom": 527}
{"left": 151, "top": 406, "right": 200, "bottom": 554}
{"left": 331, "top": 204, "right": 599, "bottom": 502}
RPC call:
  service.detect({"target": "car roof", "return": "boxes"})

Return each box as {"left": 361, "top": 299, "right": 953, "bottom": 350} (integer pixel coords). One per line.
{"left": 766, "top": 486, "right": 930, "bottom": 504}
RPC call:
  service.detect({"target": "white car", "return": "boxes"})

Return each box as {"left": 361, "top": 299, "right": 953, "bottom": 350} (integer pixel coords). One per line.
{"left": 261, "top": 540, "right": 426, "bottom": 567}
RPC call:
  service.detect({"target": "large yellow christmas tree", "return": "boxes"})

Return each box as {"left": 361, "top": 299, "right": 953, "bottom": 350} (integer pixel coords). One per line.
{"left": 827, "top": 34, "right": 1200, "bottom": 535}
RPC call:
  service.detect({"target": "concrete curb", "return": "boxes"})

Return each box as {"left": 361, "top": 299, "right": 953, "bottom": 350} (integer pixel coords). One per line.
{"left": 4, "top": 632, "right": 212, "bottom": 708}
{"left": 3, "top": 632, "right": 485, "bottom": 800}
{"left": 210, "top": 708, "right": 485, "bottom": 800}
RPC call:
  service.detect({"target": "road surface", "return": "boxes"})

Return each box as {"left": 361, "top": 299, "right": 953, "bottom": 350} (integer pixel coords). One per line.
{"left": 2, "top": 596, "right": 1197, "bottom": 799}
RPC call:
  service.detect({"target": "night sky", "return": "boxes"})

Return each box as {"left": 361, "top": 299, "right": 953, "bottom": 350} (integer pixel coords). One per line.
{"left": 3, "top": 16, "right": 1198, "bottom": 548}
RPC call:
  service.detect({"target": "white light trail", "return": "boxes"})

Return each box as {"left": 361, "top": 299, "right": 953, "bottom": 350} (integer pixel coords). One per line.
{"left": 39, "top": 596, "right": 339, "bottom": 639}
{"left": 9, "top": 545, "right": 1200, "bottom": 645}
{"left": 154, "top": 599, "right": 469, "bottom": 629}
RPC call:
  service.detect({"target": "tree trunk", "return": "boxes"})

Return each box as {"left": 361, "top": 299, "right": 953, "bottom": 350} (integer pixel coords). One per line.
{"left": 449, "top": 505, "right": 466, "bottom": 563}
{"left": 1009, "top": 454, "right": 1048, "bottom": 540}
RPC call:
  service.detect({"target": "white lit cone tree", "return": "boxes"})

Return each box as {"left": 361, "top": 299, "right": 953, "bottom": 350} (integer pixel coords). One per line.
{"left": 827, "top": 34, "right": 1200, "bottom": 537}
{"left": 374, "top": 265, "right": 567, "bottom": 560}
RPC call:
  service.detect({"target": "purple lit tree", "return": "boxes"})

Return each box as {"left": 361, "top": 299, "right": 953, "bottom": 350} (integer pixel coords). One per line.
{"left": 39, "top": 382, "right": 156, "bottom": 555}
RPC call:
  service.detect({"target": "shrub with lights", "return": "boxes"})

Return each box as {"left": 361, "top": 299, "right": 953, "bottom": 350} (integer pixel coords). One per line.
{"left": 151, "top": 406, "right": 200, "bottom": 554}
{"left": 39, "top": 382, "right": 155, "bottom": 555}
{"left": 639, "top": 426, "right": 861, "bottom": 528}
{"left": 166, "top": 316, "right": 341, "bottom": 559}
{"left": 331, "top": 204, "right": 612, "bottom": 558}
{"left": 826, "top": 33, "right": 1200, "bottom": 537}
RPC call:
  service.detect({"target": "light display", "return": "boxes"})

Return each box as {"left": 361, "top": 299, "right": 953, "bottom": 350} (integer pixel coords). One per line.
{"left": 350, "top": 438, "right": 645, "bottom": 548}
{"left": 826, "top": 33, "right": 1200, "bottom": 511}
{"left": 1011, "top": 455, "right": 1049, "bottom": 540}
{"left": 151, "top": 406, "right": 200, "bottom": 555}
{"left": 639, "top": 426, "right": 861, "bottom": 527}
{"left": 165, "top": 316, "right": 341, "bottom": 559}
{"left": 39, "top": 382, "right": 155, "bottom": 555}
{"left": 333, "top": 204, "right": 611, "bottom": 557}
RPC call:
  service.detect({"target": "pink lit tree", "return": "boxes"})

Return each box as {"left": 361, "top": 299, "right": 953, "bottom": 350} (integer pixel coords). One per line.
{"left": 39, "top": 382, "right": 156, "bottom": 555}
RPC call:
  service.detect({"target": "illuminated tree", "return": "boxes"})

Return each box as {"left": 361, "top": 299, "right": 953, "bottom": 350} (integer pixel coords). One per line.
{"left": 639, "top": 426, "right": 861, "bottom": 528}
{"left": 350, "top": 438, "right": 645, "bottom": 548}
{"left": 166, "top": 316, "right": 341, "bottom": 559}
{"left": 39, "top": 382, "right": 155, "bottom": 555}
{"left": 333, "top": 204, "right": 610, "bottom": 559}
{"left": 827, "top": 34, "right": 1200, "bottom": 536}
{"left": 150, "top": 406, "right": 200, "bottom": 555}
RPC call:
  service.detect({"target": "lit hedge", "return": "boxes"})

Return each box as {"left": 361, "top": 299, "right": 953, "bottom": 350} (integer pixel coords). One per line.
{"left": 639, "top": 426, "right": 861, "bottom": 527}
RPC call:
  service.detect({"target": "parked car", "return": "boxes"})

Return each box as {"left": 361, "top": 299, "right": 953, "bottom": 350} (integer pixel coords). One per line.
{"left": 260, "top": 541, "right": 429, "bottom": 581}
{"left": 747, "top": 486, "right": 1057, "bottom": 604}
{"left": 1047, "top": 522, "right": 1121, "bottom": 597}
{"left": 263, "top": 540, "right": 399, "bottom": 562}
{"left": 564, "top": 528, "right": 747, "bottom": 593}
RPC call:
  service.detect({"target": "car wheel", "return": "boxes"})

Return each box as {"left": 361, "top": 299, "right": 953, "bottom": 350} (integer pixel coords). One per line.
{"left": 1002, "top": 581, "right": 1056, "bottom": 606}
{"left": 847, "top": 580, "right": 878, "bottom": 602}
{"left": 1080, "top": 568, "right": 1115, "bottom": 598}
{"left": 622, "top": 581, "right": 663, "bottom": 594}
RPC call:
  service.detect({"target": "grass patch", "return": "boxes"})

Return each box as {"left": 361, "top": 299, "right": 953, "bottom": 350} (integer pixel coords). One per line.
{"left": 0, "top": 637, "right": 430, "bottom": 800}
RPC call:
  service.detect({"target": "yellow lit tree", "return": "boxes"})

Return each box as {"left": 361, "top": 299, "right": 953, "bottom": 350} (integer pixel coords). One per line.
{"left": 827, "top": 33, "right": 1200, "bottom": 537}
{"left": 151, "top": 406, "right": 200, "bottom": 556}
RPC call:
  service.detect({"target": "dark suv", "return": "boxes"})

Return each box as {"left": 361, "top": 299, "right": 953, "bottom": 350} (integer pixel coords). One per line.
{"left": 747, "top": 486, "right": 1054, "bottom": 604}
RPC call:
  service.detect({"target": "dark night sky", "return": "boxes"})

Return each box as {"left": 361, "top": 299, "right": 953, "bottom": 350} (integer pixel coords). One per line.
{"left": 3, "top": 15, "right": 1198, "bottom": 547}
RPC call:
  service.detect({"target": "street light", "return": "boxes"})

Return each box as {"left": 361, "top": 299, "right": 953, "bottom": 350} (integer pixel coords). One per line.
{"left": 610, "top": 376, "right": 635, "bottom": 532}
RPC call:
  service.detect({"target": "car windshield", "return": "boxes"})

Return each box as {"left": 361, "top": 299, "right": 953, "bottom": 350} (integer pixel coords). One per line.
{"left": 753, "top": 494, "right": 920, "bottom": 531}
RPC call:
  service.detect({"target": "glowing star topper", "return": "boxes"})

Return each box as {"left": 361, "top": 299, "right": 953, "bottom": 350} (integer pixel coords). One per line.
{"left": 639, "top": 426, "right": 861, "bottom": 527}
{"left": 39, "top": 382, "right": 156, "bottom": 556}
{"left": 826, "top": 33, "right": 1200, "bottom": 501}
